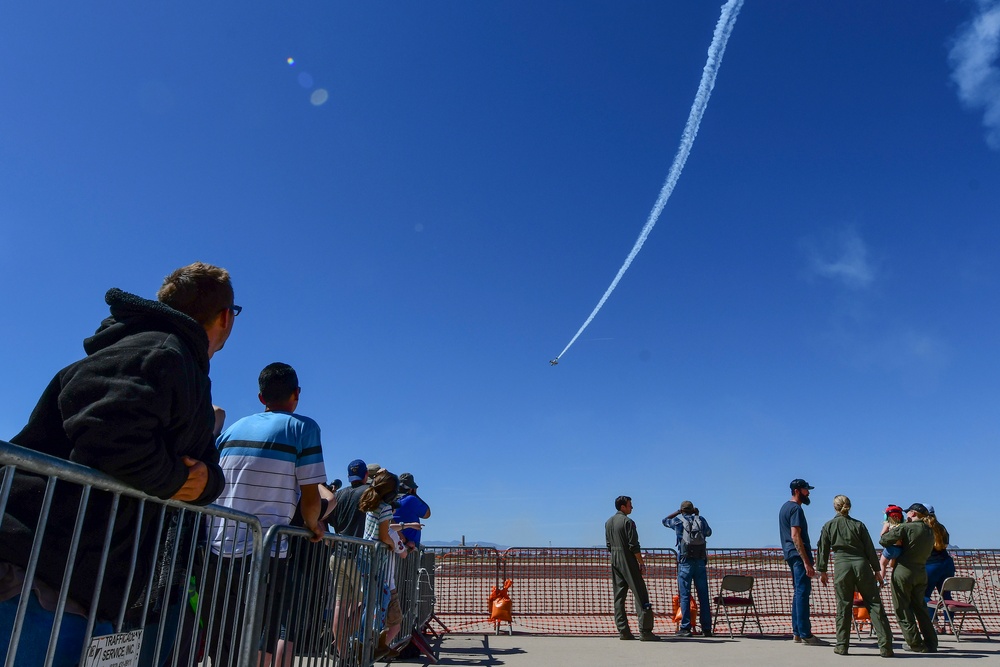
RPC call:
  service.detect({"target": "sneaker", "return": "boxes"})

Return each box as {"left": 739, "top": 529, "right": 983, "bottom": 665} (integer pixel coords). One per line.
{"left": 880, "top": 647, "right": 895, "bottom": 658}
{"left": 834, "top": 646, "right": 849, "bottom": 655}
{"left": 675, "top": 627, "right": 692, "bottom": 638}
{"left": 793, "top": 635, "right": 802, "bottom": 643}
{"left": 906, "top": 644, "right": 928, "bottom": 653}
{"left": 801, "top": 635, "right": 829, "bottom": 646}
{"left": 619, "top": 632, "right": 636, "bottom": 641}
{"left": 639, "top": 632, "right": 661, "bottom": 642}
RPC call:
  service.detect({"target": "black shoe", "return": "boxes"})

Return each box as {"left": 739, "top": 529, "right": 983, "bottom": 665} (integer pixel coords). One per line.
{"left": 675, "top": 627, "right": 692, "bottom": 637}
{"left": 619, "top": 632, "right": 636, "bottom": 641}
{"left": 640, "top": 632, "right": 660, "bottom": 642}
{"left": 701, "top": 629, "right": 713, "bottom": 638}
{"left": 880, "top": 647, "right": 895, "bottom": 658}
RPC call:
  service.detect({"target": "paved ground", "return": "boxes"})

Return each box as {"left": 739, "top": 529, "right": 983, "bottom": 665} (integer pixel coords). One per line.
{"left": 392, "top": 633, "right": 999, "bottom": 666}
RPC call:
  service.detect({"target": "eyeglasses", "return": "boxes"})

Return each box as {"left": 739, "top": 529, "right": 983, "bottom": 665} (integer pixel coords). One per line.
{"left": 230, "top": 305, "right": 243, "bottom": 316}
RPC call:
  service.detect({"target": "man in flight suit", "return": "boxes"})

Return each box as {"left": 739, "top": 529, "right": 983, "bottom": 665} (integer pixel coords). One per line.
{"left": 605, "top": 496, "right": 658, "bottom": 641}
{"left": 880, "top": 502, "right": 938, "bottom": 653}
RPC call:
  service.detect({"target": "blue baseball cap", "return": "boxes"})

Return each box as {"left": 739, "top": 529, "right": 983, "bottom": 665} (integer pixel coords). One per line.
{"left": 347, "top": 459, "right": 367, "bottom": 483}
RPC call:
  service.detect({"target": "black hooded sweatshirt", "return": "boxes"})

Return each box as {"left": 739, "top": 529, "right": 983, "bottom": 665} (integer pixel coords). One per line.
{"left": 1, "top": 288, "right": 225, "bottom": 619}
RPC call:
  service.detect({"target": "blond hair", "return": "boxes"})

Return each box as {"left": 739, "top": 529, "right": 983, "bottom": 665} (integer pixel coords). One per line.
{"left": 833, "top": 495, "right": 851, "bottom": 516}
{"left": 924, "top": 514, "right": 949, "bottom": 551}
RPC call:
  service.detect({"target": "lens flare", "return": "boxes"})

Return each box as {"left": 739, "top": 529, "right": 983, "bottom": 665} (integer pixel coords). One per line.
{"left": 286, "top": 57, "right": 295, "bottom": 66}
{"left": 310, "top": 89, "right": 329, "bottom": 106}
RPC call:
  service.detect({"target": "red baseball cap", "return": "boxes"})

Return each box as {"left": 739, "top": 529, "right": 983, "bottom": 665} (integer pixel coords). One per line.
{"left": 885, "top": 504, "right": 904, "bottom": 518}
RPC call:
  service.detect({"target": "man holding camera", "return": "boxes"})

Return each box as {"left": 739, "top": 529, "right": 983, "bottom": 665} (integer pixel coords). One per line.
{"left": 663, "top": 501, "right": 713, "bottom": 637}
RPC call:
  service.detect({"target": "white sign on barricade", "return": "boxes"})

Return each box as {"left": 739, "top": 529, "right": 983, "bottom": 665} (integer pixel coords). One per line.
{"left": 83, "top": 629, "right": 144, "bottom": 667}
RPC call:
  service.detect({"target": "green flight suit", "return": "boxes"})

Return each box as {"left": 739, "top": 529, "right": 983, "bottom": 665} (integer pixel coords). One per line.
{"left": 816, "top": 514, "right": 893, "bottom": 653}
{"left": 605, "top": 511, "right": 653, "bottom": 635}
{"left": 880, "top": 521, "right": 937, "bottom": 651}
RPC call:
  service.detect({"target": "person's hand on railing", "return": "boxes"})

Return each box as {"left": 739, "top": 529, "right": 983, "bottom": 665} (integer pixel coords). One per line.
{"left": 305, "top": 519, "right": 325, "bottom": 543}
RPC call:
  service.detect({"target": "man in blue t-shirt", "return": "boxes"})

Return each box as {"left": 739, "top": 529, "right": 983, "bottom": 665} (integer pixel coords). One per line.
{"left": 393, "top": 472, "right": 431, "bottom": 547}
{"left": 206, "top": 362, "right": 328, "bottom": 667}
{"left": 779, "top": 479, "right": 827, "bottom": 646}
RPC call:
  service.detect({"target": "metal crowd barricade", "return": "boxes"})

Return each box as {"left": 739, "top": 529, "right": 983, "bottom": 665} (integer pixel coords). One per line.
{"left": 256, "top": 525, "right": 390, "bottom": 667}
{"left": 0, "top": 439, "right": 264, "bottom": 667}
{"left": 414, "top": 549, "right": 439, "bottom": 634}
{"left": 393, "top": 543, "right": 422, "bottom": 651}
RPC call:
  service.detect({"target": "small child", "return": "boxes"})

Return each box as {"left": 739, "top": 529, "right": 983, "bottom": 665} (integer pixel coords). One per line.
{"left": 879, "top": 504, "right": 905, "bottom": 581}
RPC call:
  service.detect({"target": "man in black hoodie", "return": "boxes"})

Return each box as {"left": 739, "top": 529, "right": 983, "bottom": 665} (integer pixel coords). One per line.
{"left": 0, "top": 262, "right": 236, "bottom": 663}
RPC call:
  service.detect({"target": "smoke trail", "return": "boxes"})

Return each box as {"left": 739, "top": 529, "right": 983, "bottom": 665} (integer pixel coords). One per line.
{"left": 553, "top": 0, "right": 744, "bottom": 363}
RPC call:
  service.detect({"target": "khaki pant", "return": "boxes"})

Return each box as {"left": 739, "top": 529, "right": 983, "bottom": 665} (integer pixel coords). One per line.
{"left": 610, "top": 555, "right": 652, "bottom": 635}
{"left": 890, "top": 564, "right": 938, "bottom": 651}
{"left": 833, "top": 555, "right": 892, "bottom": 651}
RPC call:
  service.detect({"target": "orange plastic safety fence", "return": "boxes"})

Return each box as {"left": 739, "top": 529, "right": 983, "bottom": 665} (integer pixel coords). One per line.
{"left": 425, "top": 547, "right": 502, "bottom": 633}
{"left": 425, "top": 547, "right": 1000, "bottom": 636}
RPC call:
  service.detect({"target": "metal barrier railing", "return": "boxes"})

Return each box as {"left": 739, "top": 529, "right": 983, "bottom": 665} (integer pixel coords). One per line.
{"left": 255, "top": 526, "right": 390, "bottom": 667}
{"left": 0, "top": 439, "right": 264, "bottom": 667}
{"left": 394, "top": 543, "right": 421, "bottom": 650}
{"left": 1, "top": 438, "right": 432, "bottom": 667}
{"left": 414, "top": 550, "right": 438, "bottom": 632}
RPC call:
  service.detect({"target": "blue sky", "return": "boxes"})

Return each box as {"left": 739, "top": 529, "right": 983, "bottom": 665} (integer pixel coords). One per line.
{"left": 2, "top": 1, "right": 999, "bottom": 549}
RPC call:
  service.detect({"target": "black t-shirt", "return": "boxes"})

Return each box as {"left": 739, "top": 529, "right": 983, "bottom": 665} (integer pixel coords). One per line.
{"left": 289, "top": 497, "right": 332, "bottom": 531}
{"left": 332, "top": 483, "right": 369, "bottom": 538}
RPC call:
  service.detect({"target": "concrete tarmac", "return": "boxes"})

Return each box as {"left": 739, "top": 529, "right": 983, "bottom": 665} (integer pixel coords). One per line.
{"left": 395, "top": 633, "right": 999, "bottom": 666}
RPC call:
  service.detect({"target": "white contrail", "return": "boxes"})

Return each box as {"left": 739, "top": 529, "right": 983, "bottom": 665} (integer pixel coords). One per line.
{"left": 553, "top": 0, "right": 744, "bottom": 363}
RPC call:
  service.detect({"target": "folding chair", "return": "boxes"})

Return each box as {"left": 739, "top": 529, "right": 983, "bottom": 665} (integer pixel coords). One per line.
{"left": 929, "top": 577, "right": 991, "bottom": 642}
{"left": 851, "top": 592, "right": 875, "bottom": 640}
{"left": 712, "top": 575, "right": 763, "bottom": 637}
